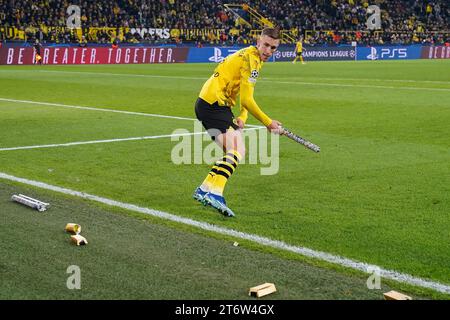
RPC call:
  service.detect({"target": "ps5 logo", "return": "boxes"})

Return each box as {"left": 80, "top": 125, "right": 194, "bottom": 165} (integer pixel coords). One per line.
{"left": 381, "top": 48, "right": 407, "bottom": 58}
{"left": 367, "top": 47, "right": 408, "bottom": 60}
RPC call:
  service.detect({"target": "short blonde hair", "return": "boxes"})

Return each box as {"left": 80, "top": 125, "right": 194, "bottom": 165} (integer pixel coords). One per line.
{"left": 261, "top": 27, "right": 281, "bottom": 40}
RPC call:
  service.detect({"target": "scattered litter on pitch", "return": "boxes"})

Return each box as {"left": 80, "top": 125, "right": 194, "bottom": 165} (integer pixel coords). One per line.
{"left": 11, "top": 194, "right": 49, "bottom": 212}
{"left": 65, "top": 223, "right": 81, "bottom": 235}
{"left": 249, "top": 283, "right": 277, "bottom": 298}
{"left": 71, "top": 234, "right": 88, "bottom": 246}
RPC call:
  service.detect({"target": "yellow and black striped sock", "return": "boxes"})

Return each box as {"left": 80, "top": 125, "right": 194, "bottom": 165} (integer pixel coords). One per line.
{"left": 200, "top": 169, "right": 217, "bottom": 192}
{"left": 209, "top": 150, "right": 242, "bottom": 196}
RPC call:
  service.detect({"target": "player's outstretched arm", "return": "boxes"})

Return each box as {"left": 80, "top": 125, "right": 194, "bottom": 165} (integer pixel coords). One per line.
{"left": 240, "top": 84, "right": 283, "bottom": 134}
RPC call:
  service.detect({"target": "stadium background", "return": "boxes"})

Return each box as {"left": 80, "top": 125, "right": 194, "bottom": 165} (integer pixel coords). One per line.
{"left": 0, "top": 0, "right": 449, "bottom": 64}
{"left": 1, "top": 0, "right": 450, "bottom": 302}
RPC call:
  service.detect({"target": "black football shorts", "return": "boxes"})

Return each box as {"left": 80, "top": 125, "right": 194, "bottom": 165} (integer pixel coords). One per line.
{"left": 194, "top": 97, "right": 239, "bottom": 140}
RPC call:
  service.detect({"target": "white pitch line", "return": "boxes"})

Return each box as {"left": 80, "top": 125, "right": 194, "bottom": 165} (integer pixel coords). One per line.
{"left": 0, "top": 97, "right": 262, "bottom": 128}
{"left": 1, "top": 171, "right": 449, "bottom": 295}
{"left": 265, "top": 76, "right": 450, "bottom": 85}
{"left": 0, "top": 127, "right": 263, "bottom": 152}
{"left": 268, "top": 80, "right": 450, "bottom": 92}
{"left": 0, "top": 97, "right": 197, "bottom": 122}
{"left": 4, "top": 69, "right": 450, "bottom": 92}
{"left": 8, "top": 69, "right": 450, "bottom": 85}
{"left": 34, "top": 69, "right": 207, "bottom": 81}
{"left": 0, "top": 133, "right": 204, "bottom": 151}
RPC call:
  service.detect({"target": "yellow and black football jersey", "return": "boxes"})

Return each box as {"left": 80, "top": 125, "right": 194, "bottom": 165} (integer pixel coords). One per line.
{"left": 199, "top": 46, "right": 272, "bottom": 126}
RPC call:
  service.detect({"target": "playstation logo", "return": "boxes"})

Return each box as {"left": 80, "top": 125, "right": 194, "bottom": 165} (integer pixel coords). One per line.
{"left": 367, "top": 47, "right": 378, "bottom": 60}
{"left": 209, "top": 47, "right": 224, "bottom": 63}
{"left": 208, "top": 48, "right": 238, "bottom": 63}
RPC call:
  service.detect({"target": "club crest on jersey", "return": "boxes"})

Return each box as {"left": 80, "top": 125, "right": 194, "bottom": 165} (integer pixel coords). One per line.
{"left": 248, "top": 69, "right": 259, "bottom": 83}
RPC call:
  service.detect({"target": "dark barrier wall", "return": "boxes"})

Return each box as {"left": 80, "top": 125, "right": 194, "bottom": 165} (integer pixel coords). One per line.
{"left": 421, "top": 46, "right": 450, "bottom": 59}
{"left": 187, "top": 46, "right": 357, "bottom": 62}
{"left": 0, "top": 46, "right": 189, "bottom": 65}
{"left": 187, "top": 47, "right": 241, "bottom": 63}
{"left": 0, "top": 45, "right": 357, "bottom": 64}
{"left": 1, "top": 44, "right": 447, "bottom": 64}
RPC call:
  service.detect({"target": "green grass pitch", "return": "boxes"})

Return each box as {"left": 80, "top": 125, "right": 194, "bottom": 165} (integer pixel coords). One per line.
{"left": 0, "top": 60, "right": 449, "bottom": 299}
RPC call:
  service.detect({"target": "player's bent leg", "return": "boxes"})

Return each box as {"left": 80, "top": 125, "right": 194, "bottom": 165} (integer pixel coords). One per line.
{"left": 217, "top": 128, "right": 246, "bottom": 158}
{"left": 193, "top": 100, "right": 223, "bottom": 204}
{"left": 202, "top": 129, "right": 244, "bottom": 217}
{"left": 193, "top": 99, "right": 243, "bottom": 216}
{"left": 192, "top": 128, "right": 226, "bottom": 204}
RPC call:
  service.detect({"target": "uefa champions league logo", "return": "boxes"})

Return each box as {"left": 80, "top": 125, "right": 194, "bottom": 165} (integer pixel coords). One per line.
{"left": 273, "top": 51, "right": 282, "bottom": 60}
{"left": 250, "top": 70, "right": 259, "bottom": 79}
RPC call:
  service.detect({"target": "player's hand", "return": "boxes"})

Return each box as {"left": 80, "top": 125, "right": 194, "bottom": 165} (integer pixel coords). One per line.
{"left": 236, "top": 118, "right": 245, "bottom": 129}
{"left": 267, "top": 120, "right": 283, "bottom": 135}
